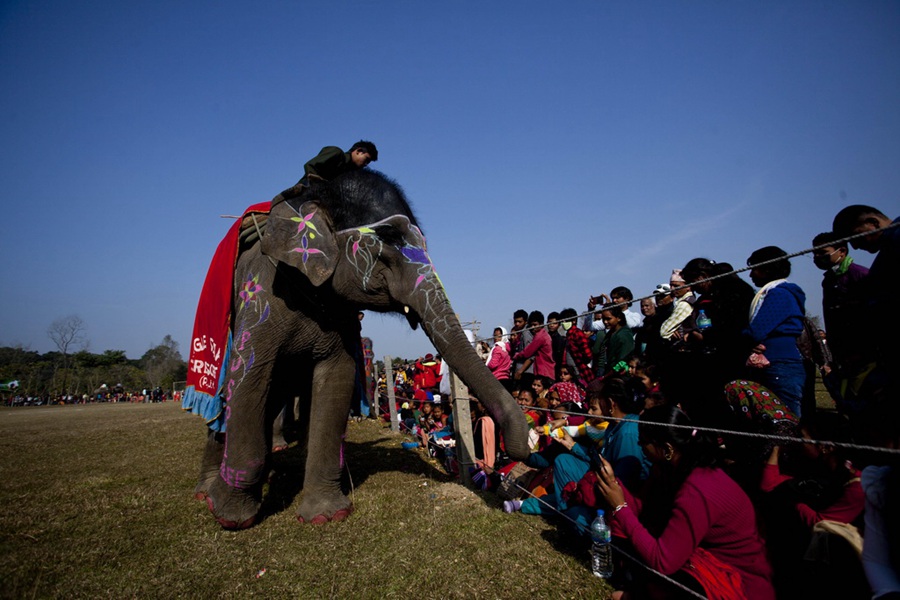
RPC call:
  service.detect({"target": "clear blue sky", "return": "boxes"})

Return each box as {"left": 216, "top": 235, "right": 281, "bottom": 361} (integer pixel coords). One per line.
{"left": 1, "top": 1, "right": 898, "bottom": 362}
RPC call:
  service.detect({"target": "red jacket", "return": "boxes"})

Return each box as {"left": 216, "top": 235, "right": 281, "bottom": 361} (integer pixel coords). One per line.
{"left": 514, "top": 328, "right": 556, "bottom": 379}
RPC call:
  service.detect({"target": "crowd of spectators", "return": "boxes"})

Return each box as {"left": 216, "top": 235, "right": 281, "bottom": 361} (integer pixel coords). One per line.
{"left": 387, "top": 204, "right": 898, "bottom": 599}
{"left": 4, "top": 386, "right": 176, "bottom": 407}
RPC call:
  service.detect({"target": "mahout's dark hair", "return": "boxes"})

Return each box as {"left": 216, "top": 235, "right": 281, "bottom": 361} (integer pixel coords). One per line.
{"left": 513, "top": 309, "right": 528, "bottom": 321}
{"left": 306, "top": 169, "right": 416, "bottom": 234}
{"left": 349, "top": 140, "right": 378, "bottom": 161}
{"left": 528, "top": 310, "right": 545, "bottom": 325}
{"left": 547, "top": 311, "right": 560, "bottom": 322}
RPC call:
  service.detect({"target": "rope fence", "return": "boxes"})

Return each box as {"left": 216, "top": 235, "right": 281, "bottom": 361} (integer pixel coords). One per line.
{"left": 371, "top": 220, "right": 898, "bottom": 596}
{"left": 467, "top": 220, "right": 900, "bottom": 346}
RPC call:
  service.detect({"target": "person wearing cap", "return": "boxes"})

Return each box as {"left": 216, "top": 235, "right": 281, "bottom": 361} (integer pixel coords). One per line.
{"left": 660, "top": 270, "right": 696, "bottom": 341}
{"left": 653, "top": 283, "right": 675, "bottom": 311}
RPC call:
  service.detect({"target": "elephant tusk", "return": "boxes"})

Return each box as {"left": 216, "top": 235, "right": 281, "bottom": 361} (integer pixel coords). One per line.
{"left": 403, "top": 305, "right": 410, "bottom": 314}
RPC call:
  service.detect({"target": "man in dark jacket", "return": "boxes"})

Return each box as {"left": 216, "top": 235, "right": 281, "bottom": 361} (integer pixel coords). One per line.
{"left": 272, "top": 140, "right": 378, "bottom": 204}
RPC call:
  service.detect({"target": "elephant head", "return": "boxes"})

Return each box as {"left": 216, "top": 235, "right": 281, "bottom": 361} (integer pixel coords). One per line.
{"left": 261, "top": 170, "right": 529, "bottom": 459}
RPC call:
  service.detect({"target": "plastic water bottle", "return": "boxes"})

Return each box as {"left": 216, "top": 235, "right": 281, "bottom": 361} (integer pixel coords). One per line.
{"left": 696, "top": 309, "right": 712, "bottom": 331}
{"left": 590, "top": 509, "right": 613, "bottom": 578}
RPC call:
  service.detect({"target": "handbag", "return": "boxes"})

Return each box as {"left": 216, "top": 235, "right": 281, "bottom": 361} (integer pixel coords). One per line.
{"left": 496, "top": 461, "right": 538, "bottom": 500}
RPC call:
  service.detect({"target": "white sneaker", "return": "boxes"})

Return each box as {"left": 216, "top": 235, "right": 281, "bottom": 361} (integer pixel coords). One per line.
{"left": 503, "top": 500, "right": 523, "bottom": 513}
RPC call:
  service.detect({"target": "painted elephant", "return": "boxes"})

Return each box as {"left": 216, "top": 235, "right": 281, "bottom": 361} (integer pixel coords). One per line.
{"left": 195, "top": 169, "right": 529, "bottom": 528}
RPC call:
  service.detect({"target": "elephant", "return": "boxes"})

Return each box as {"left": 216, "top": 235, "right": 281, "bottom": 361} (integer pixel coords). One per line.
{"left": 194, "top": 169, "right": 530, "bottom": 529}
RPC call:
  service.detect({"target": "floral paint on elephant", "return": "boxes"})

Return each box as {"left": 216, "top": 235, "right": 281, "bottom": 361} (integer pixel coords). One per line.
{"left": 289, "top": 209, "right": 325, "bottom": 264}
{"left": 221, "top": 270, "right": 270, "bottom": 488}
{"left": 342, "top": 216, "right": 452, "bottom": 348}
{"left": 345, "top": 228, "right": 383, "bottom": 291}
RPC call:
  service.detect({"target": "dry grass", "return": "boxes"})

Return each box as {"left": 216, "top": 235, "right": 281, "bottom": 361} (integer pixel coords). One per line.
{"left": 0, "top": 403, "right": 611, "bottom": 599}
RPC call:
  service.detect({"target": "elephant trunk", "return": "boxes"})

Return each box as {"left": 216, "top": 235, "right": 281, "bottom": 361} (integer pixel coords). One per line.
{"left": 410, "top": 290, "right": 530, "bottom": 460}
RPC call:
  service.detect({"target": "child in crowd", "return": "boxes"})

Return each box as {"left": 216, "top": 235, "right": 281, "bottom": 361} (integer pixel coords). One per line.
{"left": 596, "top": 306, "right": 635, "bottom": 376}
{"left": 418, "top": 402, "right": 447, "bottom": 444}
{"left": 631, "top": 360, "right": 660, "bottom": 395}
{"left": 532, "top": 376, "right": 551, "bottom": 401}
{"left": 418, "top": 399, "right": 434, "bottom": 426}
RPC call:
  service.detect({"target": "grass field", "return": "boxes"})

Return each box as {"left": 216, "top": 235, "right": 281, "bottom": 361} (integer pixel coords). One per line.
{"left": 0, "top": 403, "right": 611, "bottom": 599}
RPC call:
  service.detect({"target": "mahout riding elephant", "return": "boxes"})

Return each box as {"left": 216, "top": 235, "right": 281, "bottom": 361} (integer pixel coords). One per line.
{"left": 195, "top": 170, "right": 529, "bottom": 528}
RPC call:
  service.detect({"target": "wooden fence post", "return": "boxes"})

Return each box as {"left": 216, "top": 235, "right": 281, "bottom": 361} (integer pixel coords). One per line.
{"left": 450, "top": 370, "right": 475, "bottom": 488}
{"left": 370, "top": 361, "right": 379, "bottom": 419}
{"left": 384, "top": 357, "right": 399, "bottom": 433}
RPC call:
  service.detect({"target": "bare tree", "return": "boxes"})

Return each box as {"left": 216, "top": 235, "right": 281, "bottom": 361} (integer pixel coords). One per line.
{"left": 47, "top": 315, "right": 87, "bottom": 394}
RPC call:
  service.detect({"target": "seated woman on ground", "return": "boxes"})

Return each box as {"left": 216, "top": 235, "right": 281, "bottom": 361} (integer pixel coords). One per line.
{"left": 592, "top": 405, "right": 775, "bottom": 599}
{"left": 503, "top": 389, "right": 608, "bottom": 532}
{"left": 597, "top": 377, "right": 651, "bottom": 491}
{"left": 759, "top": 413, "right": 865, "bottom": 597}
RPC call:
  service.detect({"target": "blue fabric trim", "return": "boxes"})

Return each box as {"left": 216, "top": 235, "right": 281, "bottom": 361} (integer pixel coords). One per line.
{"left": 181, "top": 330, "right": 232, "bottom": 433}
{"left": 181, "top": 385, "right": 226, "bottom": 432}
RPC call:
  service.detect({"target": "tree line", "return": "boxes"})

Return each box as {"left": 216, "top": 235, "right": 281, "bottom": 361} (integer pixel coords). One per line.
{"left": 0, "top": 335, "right": 187, "bottom": 397}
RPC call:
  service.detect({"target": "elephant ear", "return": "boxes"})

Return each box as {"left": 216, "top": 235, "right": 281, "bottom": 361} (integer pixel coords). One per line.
{"left": 261, "top": 200, "right": 339, "bottom": 287}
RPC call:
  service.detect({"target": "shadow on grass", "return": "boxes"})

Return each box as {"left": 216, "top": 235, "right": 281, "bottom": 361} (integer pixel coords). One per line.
{"left": 257, "top": 433, "right": 453, "bottom": 523}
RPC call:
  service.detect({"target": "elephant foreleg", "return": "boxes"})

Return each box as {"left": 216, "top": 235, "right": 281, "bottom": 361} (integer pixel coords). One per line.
{"left": 205, "top": 361, "right": 273, "bottom": 529}
{"left": 194, "top": 429, "right": 225, "bottom": 500}
{"left": 296, "top": 353, "right": 356, "bottom": 524}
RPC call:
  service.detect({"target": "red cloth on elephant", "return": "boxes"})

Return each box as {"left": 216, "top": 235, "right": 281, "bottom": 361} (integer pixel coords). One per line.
{"left": 182, "top": 202, "right": 270, "bottom": 431}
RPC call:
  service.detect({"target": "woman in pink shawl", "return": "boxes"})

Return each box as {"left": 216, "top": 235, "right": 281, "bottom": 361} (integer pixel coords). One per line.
{"left": 485, "top": 326, "right": 513, "bottom": 391}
